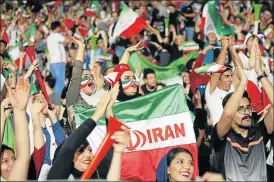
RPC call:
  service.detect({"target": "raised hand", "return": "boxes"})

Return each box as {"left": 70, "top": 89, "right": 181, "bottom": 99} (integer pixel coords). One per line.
{"left": 235, "top": 60, "right": 248, "bottom": 83}
{"left": 258, "top": 104, "right": 272, "bottom": 122}
{"left": 30, "top": 95, "right": 46, "bottom": 116}
{"left": 6, "top": 77, "right": 30, "bottom": 111}
{"left": 71, "top": 36, "right": 85, "bottom": 48}
{"left": 24, "top": 59, "right": 39, "bottom": 79}
{"left": 1, "top": 98, "right": 12, "bottom": 120}
{"left": 46, "top": 105, "right": 58, "bottom": 123}
{"left": 91, "top": 92, "right": 111, "bottom": 122}
{"left": 219, "top": 36, "right": 229, "bottom": 48}
{"left": 111, "top": 125, "right": 130, "bottom": 153}
{"left": 126, "top": 39, "right": 145, "bottom": 52}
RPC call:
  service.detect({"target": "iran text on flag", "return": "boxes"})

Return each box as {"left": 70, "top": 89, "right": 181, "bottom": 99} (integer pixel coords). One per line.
{"left": 201, "top": 1, "right": 234, "bottom": 38}
{"left": 8, "top": 24, "right": 36, "bottom": 67}
{"left": 112, "top": 2, "right": 147, "bottom": 39}
{"left": 74, "top": 85, "right": 198, "bottom": 181}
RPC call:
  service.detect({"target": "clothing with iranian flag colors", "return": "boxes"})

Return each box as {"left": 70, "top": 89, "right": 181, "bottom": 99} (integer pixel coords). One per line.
{"left": 112, "top": 2, "right": 147, "bottom": 39}
{"left": 73, "top": 85, "right": 199, "bottom": 181}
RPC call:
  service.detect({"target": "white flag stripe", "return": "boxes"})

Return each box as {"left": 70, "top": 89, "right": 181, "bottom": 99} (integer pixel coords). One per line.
{"left": 79, "top": 112, "right": 196, "bottom": 155}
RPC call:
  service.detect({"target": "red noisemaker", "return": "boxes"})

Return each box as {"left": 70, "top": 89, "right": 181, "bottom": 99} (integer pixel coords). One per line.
{"left": 24, "top": 46, "right": 53, "bottom": 110}
{"left": 81, "top": 117, "right": 129, "bottom": 180}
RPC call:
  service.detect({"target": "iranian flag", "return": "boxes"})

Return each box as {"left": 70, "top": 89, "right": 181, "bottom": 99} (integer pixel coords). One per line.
{"left": 201, "top": 1, "right": 234, "bottom": 38}
{"left": 97, "top": 53, "right": 112, "bottom": 62}
{"left": 180, "top": 41, "right": 200, "bottom": 53}
{"left": 112, "top": 2, "right": 147, "bottom": 39}
{"left": 129, "top": 52, "right": 199, "bottom": 81}
{"left": 8, "top": 24, "right": 36, "bottom": 67}
{"left": 194, "top": 63, "right": 227, "bottom": 73}
{"left": 74, "top": 85, "right": 198, "bottom": 181}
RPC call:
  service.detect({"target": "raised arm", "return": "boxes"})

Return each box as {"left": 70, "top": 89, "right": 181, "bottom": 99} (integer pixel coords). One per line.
{"left": 66, "top": 37, "right": 85, "bottom": 106}
{"left": 146, "top": 25, "right": 164, "bottom": 44}
{"left": 208, "top": 37, "right": 229, "bottom": 94}
{"left": 107, "top": 125, "right": 130, "bottom": 181}
{"left": 216, "top": 63, "right": 248, "bottom": 138}
{"left": 29, "top": 96, "right": 46, "bottom": 177}
{"left": 119, "top": 39, "right": 144, "bottom": 65}
{"left": 254, "top": 40, "right": 273, "bottom": 105}
{"left": 254, "top": 42, "right": 274, "bottom": 134}
{"left": 228, "top": 37, "right": 244, "bottom": 87}
{"left": 47, "top": 93, "right": 111, "bottom": 180}
{"left": 0, "top": 98, "right": 11, "bottom": 143}
{"left": 105, "top": 83, "right": 130, "bottom": 180}
{"left": 6, "top": 77, "right": 31, "bottom": 181}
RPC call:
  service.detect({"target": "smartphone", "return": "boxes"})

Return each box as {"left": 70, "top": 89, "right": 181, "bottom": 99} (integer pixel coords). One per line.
{"left": 197, "top": 84, "right": 206, "bottom": 96}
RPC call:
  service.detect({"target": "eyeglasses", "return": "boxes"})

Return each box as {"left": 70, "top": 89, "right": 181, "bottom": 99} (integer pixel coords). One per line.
{"left": 237, "top": 105, "right": 253, "bottom": 114}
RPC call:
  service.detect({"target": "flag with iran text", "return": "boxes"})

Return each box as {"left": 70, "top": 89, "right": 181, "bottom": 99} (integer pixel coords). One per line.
{"left": 73, "top": 84, "right": 198, "bottom": 181}
{"left": 112, "top": 2, "right": 147, "bottom": 39}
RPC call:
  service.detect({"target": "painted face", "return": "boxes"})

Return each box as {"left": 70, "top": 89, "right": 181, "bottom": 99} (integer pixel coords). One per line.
{"left": 232, "top": 97, "right": 253, "bottom": 128}
{"left": 1, "top": 149, "right": 16, "bottom": 180}
{"left": 73, "top": 145, "right": 93, "bottom": 172}
{"left": 168, "top": 152, "right": 194, "bottom": 182}
{"left": 121, "top": 71, "right": 138, "bottom": 96}
{"left": 81, "top": 71, "right": 96, "bottom": 96}
{"left": 219, "top": 70, "right": 233, "bottom": 91}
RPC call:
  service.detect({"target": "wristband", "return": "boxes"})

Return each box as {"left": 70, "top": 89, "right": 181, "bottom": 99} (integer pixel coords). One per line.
{"left": 257, "top": 72, "right": 267, "bottom": 81}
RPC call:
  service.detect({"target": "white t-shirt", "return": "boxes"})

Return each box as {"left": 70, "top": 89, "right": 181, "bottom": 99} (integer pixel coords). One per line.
{"left": 1, "top": 74, "right": 5, "bottom": 91}
{"left": 205, "top": 82, "right": 235, "bottom": 125}
{"left": 46, "top": 32, "right": 67, "bottom": 64}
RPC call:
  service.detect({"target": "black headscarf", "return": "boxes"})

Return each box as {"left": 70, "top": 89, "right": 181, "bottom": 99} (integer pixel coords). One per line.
{"left": 117, "top": 80, "right": 142, "bottom": 102}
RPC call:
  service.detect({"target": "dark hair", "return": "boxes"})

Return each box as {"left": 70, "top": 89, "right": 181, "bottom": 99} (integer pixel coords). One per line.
{"left": 143, "top": 68, "right": 156, "bottom": 79}
{"left": 186, "top": 58, "right": 196, "bottom": 71}
{"left": 0, "top": 40, "right": 7, "bottom": 47}
{"left": 80, "top": 15, "right": 87, "bottom": 20}
{"left": 52, "top": 140, "right": 90, "bottom": 165}
{"left": 96, "top": 35, "right": 103, "bottom": 44}
{"left": 167, "top": 148, "right": 193, "bottom": 167}
{"left": 223, "top": 64, "right": 233, "bottom": 73}
{"left": 1, "top": 145, "right": 15, "bottom": 157}
{"left": 222, "top": 90, "right": 251, "bottom": 108}
{"left": 45, "top": 73, "right": 56, "bottom": 89}
{"left": 168, "top": 4, "right": 176, "bottom": 8}
{"left": 50, "top": 21, "right": 61, "bottom": 30}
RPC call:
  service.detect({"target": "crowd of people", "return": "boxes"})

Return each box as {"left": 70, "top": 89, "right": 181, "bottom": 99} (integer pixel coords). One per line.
{"left": 0, "top": 0, "right": 273, "bottom": 181}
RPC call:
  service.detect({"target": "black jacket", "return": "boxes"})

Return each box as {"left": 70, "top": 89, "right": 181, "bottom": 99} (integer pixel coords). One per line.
{"left": 47, "top": 118, "right": 112, "bottom": 180}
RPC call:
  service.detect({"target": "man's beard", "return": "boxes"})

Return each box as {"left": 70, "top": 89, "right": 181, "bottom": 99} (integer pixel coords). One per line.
{"left": 237, "top": 115, "right": 252, "bottom": 130}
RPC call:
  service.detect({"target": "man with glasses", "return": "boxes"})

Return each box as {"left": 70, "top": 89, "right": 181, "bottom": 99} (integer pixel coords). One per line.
{"left": 210, "top": 61, "right": 273, "bottom": 181}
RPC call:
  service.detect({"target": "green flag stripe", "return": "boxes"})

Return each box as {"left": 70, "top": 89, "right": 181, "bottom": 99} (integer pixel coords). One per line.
{"left": 129, "top": 52, "right": 199, "bottom": 81}
{"left": 73, "top": 84, "right": 190, "bottom": 125}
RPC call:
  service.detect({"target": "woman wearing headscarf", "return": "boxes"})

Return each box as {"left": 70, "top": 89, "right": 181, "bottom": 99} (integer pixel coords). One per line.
{"left": 47, "top": 86, "right": 130, "bottom": 180}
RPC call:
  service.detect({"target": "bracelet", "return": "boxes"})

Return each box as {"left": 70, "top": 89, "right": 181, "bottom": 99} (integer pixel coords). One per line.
{"left": 257, "top": 72, "right": 267, "bottom": 82}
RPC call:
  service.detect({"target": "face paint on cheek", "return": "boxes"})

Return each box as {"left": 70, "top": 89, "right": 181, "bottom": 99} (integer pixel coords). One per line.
{"left": 121, "top": 80, "right": 132, "bottom": 91}
{"left": 81, "top": 77, "right": 90, "bottom": 88}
